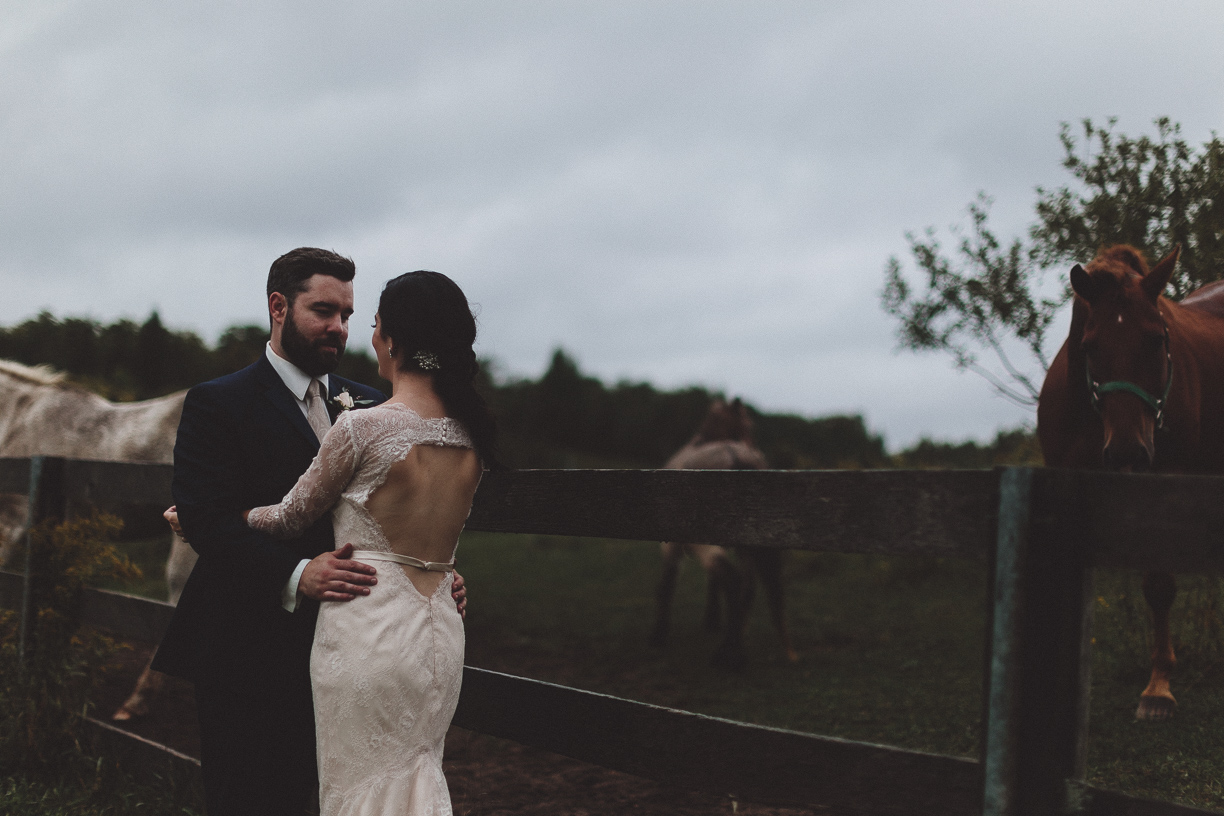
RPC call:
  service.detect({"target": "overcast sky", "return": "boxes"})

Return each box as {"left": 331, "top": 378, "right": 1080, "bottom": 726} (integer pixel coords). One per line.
{"left": 4, "top": 1, "right": 1223, "bottom": 449}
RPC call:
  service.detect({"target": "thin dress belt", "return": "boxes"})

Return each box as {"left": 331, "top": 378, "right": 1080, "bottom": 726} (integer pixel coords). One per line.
{"left": 352, "top": 550, "right": 455, "bottom": 573}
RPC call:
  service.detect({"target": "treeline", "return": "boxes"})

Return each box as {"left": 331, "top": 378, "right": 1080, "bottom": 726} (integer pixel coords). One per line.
{"left": 492, "top": 350, "right": 892, "bottom": 469}
{"left": 0, "top": 311, "right": 380, "bottom": 401}
{"left": 494, "top": 350, "right": 1039, "bottom": 468}
{"left": 0, "top": 312, "right": 1040, "bottom": 469}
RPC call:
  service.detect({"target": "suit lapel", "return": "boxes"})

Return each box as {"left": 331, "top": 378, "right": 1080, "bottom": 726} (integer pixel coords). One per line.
{"left": 326, "top": 381, "right": 344, "bottom": 425}
{"left": 254, "top": 355, "right": 321, "bottom": 452}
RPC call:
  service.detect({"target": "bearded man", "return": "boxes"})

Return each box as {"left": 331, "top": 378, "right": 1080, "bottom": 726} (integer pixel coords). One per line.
{"left": 153, "top": 248, "right": 467, "bottom": 816}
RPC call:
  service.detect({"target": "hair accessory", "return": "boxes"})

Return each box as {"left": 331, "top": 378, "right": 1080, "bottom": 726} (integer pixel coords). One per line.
{"left": 413, "top": 351, "right": 441, "bottom": 371}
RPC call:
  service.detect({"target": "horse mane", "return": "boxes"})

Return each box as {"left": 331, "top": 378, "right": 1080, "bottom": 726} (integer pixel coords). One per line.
{"left": 0, "top": 359, "right": 69, "bottom": 387}
{"left": 1089, "top": 245, "right": 1151, "bottom": 281}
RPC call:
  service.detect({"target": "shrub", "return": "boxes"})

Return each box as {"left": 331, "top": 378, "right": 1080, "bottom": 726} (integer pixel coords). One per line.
{"left": 0, "top": 512, "right": 139, "bottom": 777}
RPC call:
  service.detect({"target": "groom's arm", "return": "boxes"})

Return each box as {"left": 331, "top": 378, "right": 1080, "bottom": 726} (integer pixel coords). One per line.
{"left": 172, "top": 382, "right": 304, "bottom": 599}
{"left": 165, "top": 505, "right": 376, "bottom": 609}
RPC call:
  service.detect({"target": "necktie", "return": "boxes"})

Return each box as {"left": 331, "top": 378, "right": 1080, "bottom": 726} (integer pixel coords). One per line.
{"left": 306, "top": 379, "right": 331, "bottom": 444}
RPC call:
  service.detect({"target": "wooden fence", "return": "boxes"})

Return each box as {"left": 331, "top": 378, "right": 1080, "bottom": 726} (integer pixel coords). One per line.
{"left": 3, "top": 455, "right": 1224, "bottom": 816}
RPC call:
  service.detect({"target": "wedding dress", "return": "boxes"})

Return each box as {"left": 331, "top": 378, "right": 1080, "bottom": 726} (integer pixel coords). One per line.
{"left": 247, "top": 403, "right": 476, "bottom": 816}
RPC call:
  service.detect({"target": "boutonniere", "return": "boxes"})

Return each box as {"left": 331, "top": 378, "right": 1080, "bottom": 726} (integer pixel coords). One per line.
{"left": 330, "top": 387, "right": 375, "bottom": 412}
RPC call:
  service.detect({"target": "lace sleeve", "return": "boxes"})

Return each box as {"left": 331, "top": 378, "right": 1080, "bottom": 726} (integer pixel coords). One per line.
{"left": 247, "top": 411, "right": 361, "bottom": 538}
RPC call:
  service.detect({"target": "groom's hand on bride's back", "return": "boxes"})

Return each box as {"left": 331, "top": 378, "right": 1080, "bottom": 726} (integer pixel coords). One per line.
{"left": 301, "top": 543, "right": 378, "bottom": 602}
{"left": 452, "top": 571, "right": 466, "bottom": 620}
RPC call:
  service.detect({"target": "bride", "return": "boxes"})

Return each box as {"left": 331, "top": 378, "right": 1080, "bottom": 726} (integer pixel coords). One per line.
{"left": 244, "top": 270, "right": 497, "bottom": 816}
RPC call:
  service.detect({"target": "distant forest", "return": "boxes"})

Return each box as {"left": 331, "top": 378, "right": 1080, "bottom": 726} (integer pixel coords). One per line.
{"left": 0, "top": 311, "right": 1040, "bottom": 469}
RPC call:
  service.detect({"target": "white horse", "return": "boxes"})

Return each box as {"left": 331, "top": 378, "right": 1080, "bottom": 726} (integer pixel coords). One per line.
{"left": 0, "top": 360, "right": 193, "bottom": 720}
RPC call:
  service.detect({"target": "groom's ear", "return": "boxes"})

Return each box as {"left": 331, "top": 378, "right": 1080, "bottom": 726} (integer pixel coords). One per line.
{"left": 269, "top": 291, "right": 289, "bottom": 327}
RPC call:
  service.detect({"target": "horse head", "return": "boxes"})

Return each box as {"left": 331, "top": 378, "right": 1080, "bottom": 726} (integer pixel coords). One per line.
{"left": 693, "top": 398, "right": 754, "bottom": 445}
{"left": 1070, "top": 244, "right": 1179, "bottom": 471}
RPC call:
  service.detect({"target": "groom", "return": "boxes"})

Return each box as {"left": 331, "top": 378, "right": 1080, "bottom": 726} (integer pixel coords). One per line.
{"left": 153, "top": 248, "right": 466, "bottom": 816}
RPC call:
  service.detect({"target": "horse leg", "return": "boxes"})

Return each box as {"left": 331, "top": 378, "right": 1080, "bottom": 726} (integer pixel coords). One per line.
{"left": 650, "top": 541, "right": 684, "bottom": 647}
{"left": 1136, "top": 571, "right": 1178, "bottom": 721}
{"left": 689, "top": 543, "right": 729, "bottom": 632}
{"left": 694, "top": 544, "right": 734, "bottom": 620}
{"left": 697, "top": 547, "right": 747, "bottom": 671}
{"left": 739, "top": 549, "right": 757, "bottom": 617}
{"left": 113, "top": 533, "right": 195, "bottom": 722}
{"left": 113, "top": 662, "right": 166, "bottom": 721}
{"left": 165, "top": 533, "right": 196, "bottom": 604}
{"left": 746, "top": 547, "right": 799, "bottom": 663}
{"left": 705, "top": 574, "right": 719, "bottom": 631}
{"left": 0, "top": 494, "right": 29, "bottom": 569}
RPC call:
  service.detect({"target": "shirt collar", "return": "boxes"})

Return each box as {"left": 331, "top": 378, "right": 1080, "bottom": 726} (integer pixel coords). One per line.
{"left": 265, "top": 342, "right": 329, "bottom": 402}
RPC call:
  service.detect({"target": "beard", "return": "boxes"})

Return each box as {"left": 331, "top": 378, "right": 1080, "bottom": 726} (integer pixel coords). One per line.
{"left": 281, "top": 308, "right": 346, "bottom": 376}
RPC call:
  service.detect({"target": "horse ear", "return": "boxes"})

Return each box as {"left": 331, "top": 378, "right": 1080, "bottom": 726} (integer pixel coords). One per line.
{"left": 1142, "top": 244, "right": 1180, "bottom": 301}
{"left": 1070, "top": 264, "right": 1095, "bottom": 302}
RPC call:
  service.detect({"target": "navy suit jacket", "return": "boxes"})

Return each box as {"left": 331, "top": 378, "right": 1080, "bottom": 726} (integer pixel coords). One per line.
{"left": 152, "top": 354, "right": 384, "bottom": 695}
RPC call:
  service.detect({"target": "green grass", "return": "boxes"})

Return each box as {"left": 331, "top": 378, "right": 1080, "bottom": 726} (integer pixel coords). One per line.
{"left": 455, "top": 533, "right": 1224, "bottom": 811}
{"left": 459, "top": 533, "right": 987, "bottom": 756}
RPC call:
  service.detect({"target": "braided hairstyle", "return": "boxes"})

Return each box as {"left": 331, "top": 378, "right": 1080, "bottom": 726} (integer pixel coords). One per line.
{"left": 377, "top": 270, "right": 499, "bottom": 467}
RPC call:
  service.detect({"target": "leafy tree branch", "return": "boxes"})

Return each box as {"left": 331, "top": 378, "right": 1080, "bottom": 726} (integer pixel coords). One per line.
{"left": 882, "top": 194, "right": 1060, "bottom": 406}
{"left": 883, "top": 118, "right": 1224, "bottom": 406}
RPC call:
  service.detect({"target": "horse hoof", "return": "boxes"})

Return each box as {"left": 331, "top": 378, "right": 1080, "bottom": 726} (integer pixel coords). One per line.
{"left": 1135, "top": 695, "right": 1177, "bottom": 721}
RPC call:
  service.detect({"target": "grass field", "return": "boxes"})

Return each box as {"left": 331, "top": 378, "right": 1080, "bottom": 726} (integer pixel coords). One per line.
{"left": 453, "top": 532, "right": 1224, "bottom": 812}
{"left": 105, "top": 530, "right": 1224, "bottom": 811}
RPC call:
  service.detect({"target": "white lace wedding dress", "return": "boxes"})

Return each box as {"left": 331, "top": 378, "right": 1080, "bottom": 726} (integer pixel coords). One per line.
{"left": 247, "top": 403, "right": 475, "bottom": 816}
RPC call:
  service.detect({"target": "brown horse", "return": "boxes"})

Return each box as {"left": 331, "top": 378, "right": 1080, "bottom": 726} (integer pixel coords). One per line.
{"left": 649, "top": 398, "right": 798, "bottom": 669}
{"left": 1038, "top": 244, "right": 1224, "bottom": 720}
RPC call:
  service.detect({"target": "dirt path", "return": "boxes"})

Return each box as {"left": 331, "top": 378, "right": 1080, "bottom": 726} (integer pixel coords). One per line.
{"left": 93, "top": 642, "right": 836, "bottom": 815}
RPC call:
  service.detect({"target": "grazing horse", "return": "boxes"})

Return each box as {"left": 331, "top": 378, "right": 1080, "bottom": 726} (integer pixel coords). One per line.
{"left": 1037, "top": 244, "right": 1224, "bottom": 720}
{"left": 0, "top": 360, "right": 193, "bottom": 721}
{"left": 649, "top": 398, "right": 799, "bottom": 669}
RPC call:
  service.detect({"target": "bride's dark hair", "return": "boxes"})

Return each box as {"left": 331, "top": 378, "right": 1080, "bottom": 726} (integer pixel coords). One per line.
{"left": 377, "top": 271, "right": 500, "bottom": 468}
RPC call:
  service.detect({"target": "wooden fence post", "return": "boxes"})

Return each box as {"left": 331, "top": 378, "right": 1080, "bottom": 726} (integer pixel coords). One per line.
{"left": 982, "top": 468, "right": 1094, "bottom": 815}
{"left": 17, "top": 456, "right": 68, "bottom": 670}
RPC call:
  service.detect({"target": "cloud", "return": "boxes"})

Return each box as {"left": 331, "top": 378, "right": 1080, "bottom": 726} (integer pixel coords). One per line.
{"left": 1, "top": 0, "right": 1222, "bottom": 448}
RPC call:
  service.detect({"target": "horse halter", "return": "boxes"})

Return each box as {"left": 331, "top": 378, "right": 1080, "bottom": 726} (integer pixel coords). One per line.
{"left": 1085, "top": 323, "right": 1174, "bottom": 430}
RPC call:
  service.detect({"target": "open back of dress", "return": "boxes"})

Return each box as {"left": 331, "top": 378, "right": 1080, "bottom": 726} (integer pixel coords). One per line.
{"left": 367, "top": 443, "right": 480, "bottom": 597}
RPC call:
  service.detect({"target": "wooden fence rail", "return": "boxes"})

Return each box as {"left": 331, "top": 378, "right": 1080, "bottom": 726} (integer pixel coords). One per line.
{"left": 3, "top": 456, "right": 1224, "bottom": 816}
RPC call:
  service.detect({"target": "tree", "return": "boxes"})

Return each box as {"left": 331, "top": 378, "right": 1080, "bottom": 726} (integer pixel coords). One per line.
{"left": 882, "top": 118, "right": 1224, "bottom": 406}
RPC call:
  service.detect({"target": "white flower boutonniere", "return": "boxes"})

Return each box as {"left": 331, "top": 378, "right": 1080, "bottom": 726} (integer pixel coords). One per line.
{"left": 330, "top": 387, "right": 375, "bottom": 412}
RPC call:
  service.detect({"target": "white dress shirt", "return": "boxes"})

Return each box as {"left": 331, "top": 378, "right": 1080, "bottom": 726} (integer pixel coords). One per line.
{"left": 264, "top": 343, "right": 329, "bottom": 613}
